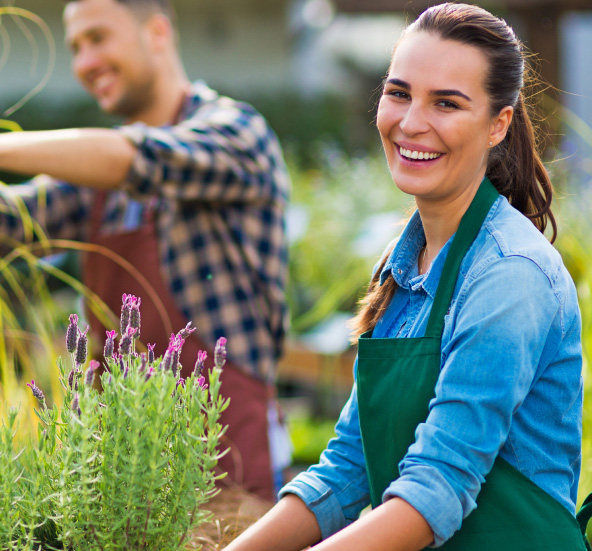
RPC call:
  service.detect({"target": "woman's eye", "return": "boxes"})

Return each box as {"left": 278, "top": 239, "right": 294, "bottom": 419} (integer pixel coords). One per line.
{"left": 386, "top": 89, "right": 409, "bottom": 100}
{"left": 437, "top": 100, "right": 459, "bottom": 109}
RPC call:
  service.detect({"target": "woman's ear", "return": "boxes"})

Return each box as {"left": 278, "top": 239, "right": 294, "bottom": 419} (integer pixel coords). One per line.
{"left": 489, "top": 105, "right": 514, "bottom": 147}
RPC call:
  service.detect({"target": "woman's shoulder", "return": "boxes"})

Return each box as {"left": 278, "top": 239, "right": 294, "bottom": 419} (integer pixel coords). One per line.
{"left": 476, "top": 196, "right": 566, "bottom": 283}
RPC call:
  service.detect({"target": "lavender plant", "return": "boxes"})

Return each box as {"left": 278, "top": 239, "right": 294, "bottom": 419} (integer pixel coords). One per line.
{"left": 0, "top": 293, "right": 229, "bottom": 550}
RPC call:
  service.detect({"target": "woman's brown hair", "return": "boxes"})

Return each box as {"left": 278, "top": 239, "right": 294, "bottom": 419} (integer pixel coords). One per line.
{"left": 350, "top": 2, "right": 556, "bottom": 341}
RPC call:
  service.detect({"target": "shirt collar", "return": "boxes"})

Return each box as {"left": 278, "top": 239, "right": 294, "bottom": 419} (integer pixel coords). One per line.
{"left": 379, "top": 209, "right": 454, "bottom": 299}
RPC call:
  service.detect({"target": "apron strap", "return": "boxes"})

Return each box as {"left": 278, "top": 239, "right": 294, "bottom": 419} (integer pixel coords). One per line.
{"left": 577, "top": 493, "right": 592, "bottom": 550}
{"left": 424, "top": 177, "right": 499, "bottom": 339}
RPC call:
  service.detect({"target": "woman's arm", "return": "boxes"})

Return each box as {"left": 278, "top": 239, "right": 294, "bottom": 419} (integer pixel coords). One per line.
{"left": 225, "top": 495, "right": 433, "bottom": 551}
{"left": 223, "top": 494, "right": 321, "bottom": 551}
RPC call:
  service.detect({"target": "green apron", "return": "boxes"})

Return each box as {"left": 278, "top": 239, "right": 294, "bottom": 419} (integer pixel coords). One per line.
{"left": 357, "top": 178, "right": 589, "bottom": 550}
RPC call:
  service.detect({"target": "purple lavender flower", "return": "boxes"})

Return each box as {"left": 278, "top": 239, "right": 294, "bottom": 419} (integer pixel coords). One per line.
{"left": 75, "top": 326, "right": 89, "bottom": 366}
{"left": 193, "top": 350, "right": 207, "bottom": 377}
{"left": 118, "top": 326, "right": 136, "bottom": 356}
{"left": 72, "top": 393, "right": 81, "bottom": 417}
{"left": 147, "top": 343, "right": 156, "bottom": 364}
{"left": 85, "top": 360, "right": 100, "bottom": 386}
{"left": 66, "top": 314, "right": 79, "bottom": 354}
{"left": 195, "top": 375, "right": 207, "bottom": 389}
{"left": 176, "top": 321, "right": 196, "bottom": 341}
{"left": 176, "top": 377, "right": 186, "bottom": 389}
{"left": 139, "top": 352, "right": 147, "bottom": 373}
{"left": 214, "top": 337, "right": 227, "bottom": 368}
{"left": 26, "top": 380, "right": 46, "bottom": 407}
{"left": 68, "top": 369, "right": 75, "bottom": 390}
{"left": 145, "top": 367, "right": 155, "bottom": 382}
{"left": 104, "top": 330, "right": 117, "bottom": 359}
{"left": 129, "top": 296, "right": 141, "bottom": 340}
{"left": 120, "top": 294, "right": 132, "bottom": 335}
{"left": 161, "top": 348, "right": 173, "bottom": 372}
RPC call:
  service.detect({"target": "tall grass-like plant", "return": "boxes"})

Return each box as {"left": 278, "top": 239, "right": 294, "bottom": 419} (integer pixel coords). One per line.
{"left": 0, "top": 295, "right": 228, "bottom": 550}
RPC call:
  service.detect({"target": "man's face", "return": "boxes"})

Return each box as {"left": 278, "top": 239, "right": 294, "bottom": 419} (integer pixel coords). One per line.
{"left": 64, "top": 0, "right": 159, "bottom": 119}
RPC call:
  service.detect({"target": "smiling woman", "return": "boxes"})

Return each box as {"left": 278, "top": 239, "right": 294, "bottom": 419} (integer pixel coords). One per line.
{"left": 222, "top": 3, "right": 588, "bottom": 551}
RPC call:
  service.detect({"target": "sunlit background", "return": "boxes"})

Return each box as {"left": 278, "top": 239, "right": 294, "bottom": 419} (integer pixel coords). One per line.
{"left": 2, "top": 0, "right": 592, "bottom": 504}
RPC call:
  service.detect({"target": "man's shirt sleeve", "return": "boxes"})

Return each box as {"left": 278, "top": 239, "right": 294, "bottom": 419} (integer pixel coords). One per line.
{"left": 0, "top": 176, "right": 92, "bottom": 249}
{"left": 118, "top": 99, "right": 288, "bottom": 205}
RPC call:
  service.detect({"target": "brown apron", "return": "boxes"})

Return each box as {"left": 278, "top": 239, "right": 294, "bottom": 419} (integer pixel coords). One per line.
{"left": 82, "top": 192, "right": 275, "bottom": 502}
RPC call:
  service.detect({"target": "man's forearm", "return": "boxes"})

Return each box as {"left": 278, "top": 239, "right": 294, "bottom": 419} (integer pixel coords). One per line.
{"left": 0, "top": 128, "right": 137, "bottom": 189}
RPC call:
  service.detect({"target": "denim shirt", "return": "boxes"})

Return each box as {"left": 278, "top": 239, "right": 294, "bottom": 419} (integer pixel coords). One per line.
{"left": 280, "top": 196, "right": 583, "bottom": 547}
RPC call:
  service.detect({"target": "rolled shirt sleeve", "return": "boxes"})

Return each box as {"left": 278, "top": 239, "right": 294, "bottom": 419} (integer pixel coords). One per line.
{"left": 280, "top": 376, "right": 371, "bottom": 539}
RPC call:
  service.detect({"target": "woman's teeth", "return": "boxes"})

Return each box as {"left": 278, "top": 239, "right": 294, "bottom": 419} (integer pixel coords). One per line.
{"left": 399, "top": 146, "right": 442, "bottom": 160}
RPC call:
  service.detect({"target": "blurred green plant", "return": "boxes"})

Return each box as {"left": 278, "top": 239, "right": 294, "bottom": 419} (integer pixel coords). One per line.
{"left": 0, "top": 300, "right": 228, "bottom": 551}
{"left": 287, "top": 147, "right": 412, "bottom": 334}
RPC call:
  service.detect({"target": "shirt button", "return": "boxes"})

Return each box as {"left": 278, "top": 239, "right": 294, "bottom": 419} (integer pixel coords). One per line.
{"left": 398, "top": 269, "right": 403, "bottom": 275}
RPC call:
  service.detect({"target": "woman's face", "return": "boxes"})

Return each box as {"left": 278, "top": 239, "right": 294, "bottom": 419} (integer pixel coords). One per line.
{"left": 377, "top": 31, "right": 511, "bottom": 207}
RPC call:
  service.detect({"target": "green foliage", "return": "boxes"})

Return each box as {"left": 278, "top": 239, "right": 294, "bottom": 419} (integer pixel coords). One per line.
{"left": 0, "top": 309, "right": 228, "bottom": 551}
{"left": 287, "top": 148, "right": 412, "bottom": 333}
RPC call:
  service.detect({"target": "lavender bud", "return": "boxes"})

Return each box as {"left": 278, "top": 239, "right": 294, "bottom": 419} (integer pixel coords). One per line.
{"left": 129, "top": 297, "right": 141, "bottom": 340}
{"left": 85, "top": 360, "right": 100, "bottom": 386}
{"left": 66, "top": 314, "right": 79, "bottom": 354}
{"left": 176, "top": 322, "right": 195, "bottom": 341}
{"left": 145, "top": 367, "right": 155, "bottom": 382}
{"left": 214, "top": 337, "right": 227, "bottom": 368}
{"left": 120, "top": 294, "right": 132, "bottom": 335}
{"left": 75, "top": 326, "right": 89, "bottom": 366}
{"left": 162, "top": 349, "right": 173, "bottom": 372}
{"left": 118, "top": 327, "right": 136, "bottom": 356}
{"left": 26, "top": 380, "right": 46, "bottom": 406}
{"left": 176, "top": 377, "right": 185, "bottom": 389}
{"left": 72, "top": 393, "right": 81, "bottom": 417}
{"left": 193, "top": 350, "right": 207, "bottom": 377}
{"left": 68, "top": 369, "right": 75, "bottom": 390}
{"left": 139, "top": 353, "right": 147, "bottom": 373}
{"left": 171, "top": 345, "right": 181, "bottom": 377}
{"left": 104, "top": 330, "right": 117, "bottom": 359}
{"left": 195, "top": 375, "right": 207, "bottom": 389}
{"left": 147, "top": 343, "right": 156, "bottom": 364}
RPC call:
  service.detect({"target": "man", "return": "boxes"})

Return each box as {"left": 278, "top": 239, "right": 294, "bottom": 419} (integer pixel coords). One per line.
{"left": 0, "top": 0, "right": 290, "bottom": 502}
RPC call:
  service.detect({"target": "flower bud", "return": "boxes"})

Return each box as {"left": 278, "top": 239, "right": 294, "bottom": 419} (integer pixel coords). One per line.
{"left": 147, "top": 343, "right": 156, "bottom": 364}
{"left": 139, "top": 352, "right": 147, "bottom": 373}
{"left": 118, "top": 326, "right": 136, "bottom": 356}
{"left": 176, "top": 322, "right": 195, "bottom": 341}
{"left": 120, "top": 294, "right": 132, "bottom": 335}
{"left": 26, "top": 379, "right": 46, "bottom": 407}
{"left": 214, "top": 337, "right": 227, "bottom": 368}
{"left": 193, "top": 350, "right": 207, "bottom": 377}
{"left": 75, "top": 326, "right": 89, "bottom": 366}
{"left": 85, "top": 360, "right": 100, "bottom": 386}
{"left": 72, "top": 393, "right": 81, "bottom": 417}
{"left": 66, "top": 314, "right": 79, "bottom": 354}
{"left": 129, "top": 297, "right": 141, "bottom": 340}
{"left": 104, "top": 330, "right": 117, "bottom": 359}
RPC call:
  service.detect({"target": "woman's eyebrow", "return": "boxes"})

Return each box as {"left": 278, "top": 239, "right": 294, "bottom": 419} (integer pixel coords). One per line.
{"left": 430, "top": 89, "right": 472, "bottom": 101}
{"left": 385, "top": 78, "right": 410, "bottom": 89}
{"left": 385, "top": 78, "right": 472, "bottom": 102}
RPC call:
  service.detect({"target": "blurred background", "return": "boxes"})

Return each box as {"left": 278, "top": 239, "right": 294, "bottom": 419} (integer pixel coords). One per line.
{"left": 1, "top": 0, "right": 592, "bottom": 501}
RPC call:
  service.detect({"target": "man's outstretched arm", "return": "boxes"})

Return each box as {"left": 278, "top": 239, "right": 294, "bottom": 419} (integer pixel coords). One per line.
{"left": 0, "top": 128, "right": 136, "bottom": 189}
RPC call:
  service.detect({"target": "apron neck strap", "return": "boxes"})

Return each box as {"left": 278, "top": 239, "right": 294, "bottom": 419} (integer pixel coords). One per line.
{"left": 425, "top": 177, "right": 499, "bottom": 338}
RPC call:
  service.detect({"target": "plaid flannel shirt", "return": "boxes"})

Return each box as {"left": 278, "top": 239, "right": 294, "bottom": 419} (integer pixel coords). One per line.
{"left": 0, "top": 81, "right": 290, "bottom": 382}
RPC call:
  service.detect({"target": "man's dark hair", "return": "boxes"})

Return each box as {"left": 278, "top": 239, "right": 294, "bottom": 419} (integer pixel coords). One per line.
{"left": 66, "top": 0, "right": 176, "bottom": 24}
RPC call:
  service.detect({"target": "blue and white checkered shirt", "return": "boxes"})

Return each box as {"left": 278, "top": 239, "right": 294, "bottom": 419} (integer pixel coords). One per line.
{"left": 0, "top": 81, "right": 290, "bottom": 382}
